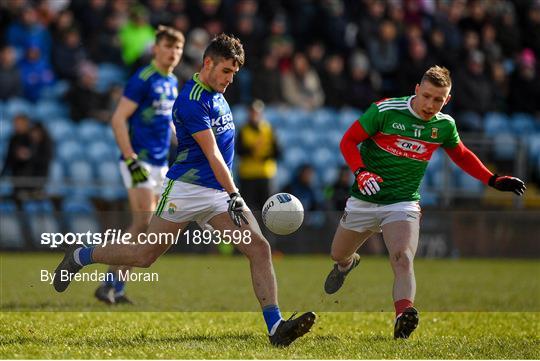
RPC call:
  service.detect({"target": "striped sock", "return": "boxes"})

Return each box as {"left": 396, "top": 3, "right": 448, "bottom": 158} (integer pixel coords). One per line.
{"left": 114, "top": 276, "right": 126, "bottom": 297}
{"left": 263, "top": 305, "right": 283, "bottom": 335}
{"left": 73, "top": 247, "right": 95, "bottom": 266}
{"left": 103, "top": 269, "right": 115, "bottom": 287}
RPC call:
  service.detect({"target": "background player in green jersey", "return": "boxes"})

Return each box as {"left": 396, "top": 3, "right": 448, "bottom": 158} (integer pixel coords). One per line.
{"left": 94, "top": 26, "right": 184, "bottom": 304}
{"left": 324, "top": 66, "right": 526, "bottom": 339}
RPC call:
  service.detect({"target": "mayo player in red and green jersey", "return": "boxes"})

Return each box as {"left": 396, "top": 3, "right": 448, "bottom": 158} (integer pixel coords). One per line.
{"left": 324, "top": 66, "right": 526, "bottom": 339}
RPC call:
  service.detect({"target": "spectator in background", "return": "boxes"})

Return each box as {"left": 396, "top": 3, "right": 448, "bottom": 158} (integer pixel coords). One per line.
{"left": 452, "top": 50, "right": 493, "bottom": 132}
{"left": 237, "top": 100, "right": 281, "bottom": 210}
{"left": 398, "top": 38, "right": 435, "bottom": 94}
{"left": 50, "top": 9, "right": 76, "bottom": 42}
{"left": 71, "top": 0, "right": 107, "bottom": 52}
{"left": 233, "top": 12, "right": 264, "bottom": 69}
{"left": 432, "top": 0, "right": 465, "bottom": 55}
{"left": 283, "top": 164, "right": 320, "bottom": 212}
{"left": 186, "top": 0, "right": 225, "bottom": 30}
{"left": 320, "top": 53, "right": 347, "bottom": 109}
{"left": 524, "top": 1, "right": 540, "bottom": 58}
{"left": 18, "top": 46, "right": 55, "bottom": 102}
{"left": 118, "top": 5, "right": 155, "bottom": 67}
{"left": 459, "top": 0, "right": 487, "bottom": 34}
{"left": 509, "top": 49, "right": 540, "bottom": 115}
{"left": 0, "top": 46, "right": 22, "bottom": 100}
{"left": 324, "top": 165, "right": 352, "bottom": 211}
{"left": 1, "top": 114, "right": 33, "bottom": 200}
{"left": 346, "top": 51, "right": 379, "bottom": 111}
{"left": 459, "top": 30, "right": 480, "bottom": 62}
{"left": 265, "top": 12, "right": 294, "bottom": 72}
{"left": 428, "top": 27, "right": 457, "bottom": 70}
{"left": 64, "top": 62, "right": 109, "bottom": 122}
{"left": 319, "top": 0, "right": 348, "bottom": 53}
{"left": 305, "top": 41, "right": 326, "bottom": 76}
{"left": 282, "top": 52, "right": 324, "bottom": 110}
{"left": 174, "top": 27, "right": 208, "bottom": 85}
{"left": 490, "top": 61, "right": 510, "bottom": 113}
{"left": 7, "top": 5, "right": 52, "bottom": 62}
{"left": 28, "top": 122, "right": 53, "bottom": 196}
{"left": 147, "top": 0, "right": 172, "bottom": 28}
{"left": 251, "top": 51, "right": 283, "bottom": 104}
{"left": 481, "top": 23, "right": 502, "bottom": 65}
{"left": 90, "top": 13, "right": 124, "bottom": 65}
{"left": 171, "top": 13, "right": 190, "bottom": 35}
{"left": 52, "top": 28, "right": 87, "bottom": 81}
{"left": 356, "top": 0, "right": 386, "bottom": 50}
{"left": 367, "top": 20, "right": 400, "bottom": 97}
{"left": 495, "top": 2, "right": 522, "bottom": 59}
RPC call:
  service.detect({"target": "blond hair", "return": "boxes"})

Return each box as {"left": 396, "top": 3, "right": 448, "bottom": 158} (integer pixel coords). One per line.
{"left": 155, "top": 25, "right": 185, "bottom": 45}
{"left": 421, "top": 66, "right": 451, "bottom": 87}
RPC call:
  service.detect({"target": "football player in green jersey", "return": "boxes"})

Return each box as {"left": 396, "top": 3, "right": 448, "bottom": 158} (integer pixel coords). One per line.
{"left": 324, "top": 66, "right": 526, "bottom": 339}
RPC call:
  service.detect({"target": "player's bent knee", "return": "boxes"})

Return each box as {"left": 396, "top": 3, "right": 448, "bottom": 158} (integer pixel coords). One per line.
{"left": 390, "top": 249, "right": 414, "bottom": 272}
{"left": 243, "top": 235, "right": 271, "bottom": 260}
{"left": 131, "top": 246, "right": 161, "bottom": 268}
{"left": 133, "top": 253, "right": 159, "bottom": 268}
{"left": 331, "top": 252, "right": 348, "bottom": 263}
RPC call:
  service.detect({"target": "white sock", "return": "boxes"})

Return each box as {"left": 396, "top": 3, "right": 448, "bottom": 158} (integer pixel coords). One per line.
{"left": 337, "top": 258, "right": 354, "bottom": 272}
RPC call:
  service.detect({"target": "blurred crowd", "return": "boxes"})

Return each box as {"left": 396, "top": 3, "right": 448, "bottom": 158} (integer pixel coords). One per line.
{"left": 1, "top": 0, "right": 540, "bottom": 126}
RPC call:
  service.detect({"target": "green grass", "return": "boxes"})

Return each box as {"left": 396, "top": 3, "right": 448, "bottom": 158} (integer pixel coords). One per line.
{"left": 1, "top": 253, "right": 539, "bottom": 358}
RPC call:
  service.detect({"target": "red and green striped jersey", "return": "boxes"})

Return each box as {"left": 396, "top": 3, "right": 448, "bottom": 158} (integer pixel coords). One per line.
{"left": 351, "top": 96, "right": 460, "bottom": 204}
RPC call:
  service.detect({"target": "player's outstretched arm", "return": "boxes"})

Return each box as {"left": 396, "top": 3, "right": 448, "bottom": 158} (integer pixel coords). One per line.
{"left": 111, "top": 96, "right": 149, "bottom": 185}
{"left": 193, "top": 129, "right": 248, "bottom": 226}
{"left": 444, "top": 141, "right": 526, "bottom": 195}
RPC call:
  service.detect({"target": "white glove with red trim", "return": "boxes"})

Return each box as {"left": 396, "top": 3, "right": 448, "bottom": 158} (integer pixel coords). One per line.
{"left": 355, "top": 168, "right": 384, "bottom": 196}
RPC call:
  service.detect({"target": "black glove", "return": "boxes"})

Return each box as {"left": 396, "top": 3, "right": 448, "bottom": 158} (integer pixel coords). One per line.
{"left": 125, "top": 158, "right": 150, "bottom": 186}
{"left": 227, "top": 192, "right": 249, "bottom": 227}
{"left": 488, "top": 174, "right": 526, "bottom": 196}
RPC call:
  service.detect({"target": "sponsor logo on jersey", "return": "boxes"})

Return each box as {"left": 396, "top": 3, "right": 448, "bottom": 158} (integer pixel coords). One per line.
{"left": 211, "top": 112, "right": 235, "bottom": 135}
{"left": 392, "top": 122, "right": 406, "bottom": 131}
{"left": 153, "top": 99, "right": 176, "bottom": 116}
{"left": 371, "top": 132, "right": 440, "bottom": 161}
{"left": 396, "top": 139, "right": 427, "bottom": 154}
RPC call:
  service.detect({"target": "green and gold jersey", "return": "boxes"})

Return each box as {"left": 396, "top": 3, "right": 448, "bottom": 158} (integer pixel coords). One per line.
{"left": 351, "top": 96, "right": 460, "bottom": 204}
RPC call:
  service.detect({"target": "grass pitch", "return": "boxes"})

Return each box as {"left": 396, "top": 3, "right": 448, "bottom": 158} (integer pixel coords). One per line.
{"left": 1, "top": 253, "right": 539, "bottom": 359}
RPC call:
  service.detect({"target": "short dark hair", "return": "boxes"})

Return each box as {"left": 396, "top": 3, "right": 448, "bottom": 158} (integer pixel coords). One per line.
{"left": 203, "top": 33, "right": 245, "bottom": 67}
{"left": 421, "top": 65, "right": 452, "bottom": 87}
{"left": 155, "top": 25, "right": 185, "bottom": 45}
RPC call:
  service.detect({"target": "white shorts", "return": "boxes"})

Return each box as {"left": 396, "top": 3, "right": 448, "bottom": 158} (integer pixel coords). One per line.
{"left": 340, "top": 197, "right": 421, "bottom": 233}
{"left": 155, "top": 179, "right": 232, "bottom": 225}
{"left": 119, "top": 160, "right": 168, "bottom": 195}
